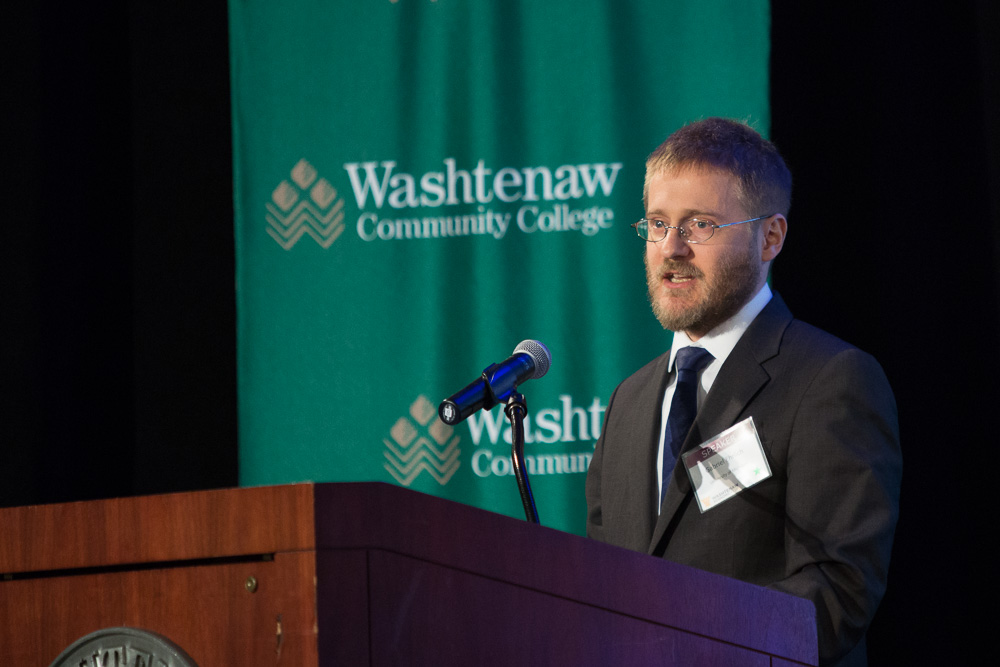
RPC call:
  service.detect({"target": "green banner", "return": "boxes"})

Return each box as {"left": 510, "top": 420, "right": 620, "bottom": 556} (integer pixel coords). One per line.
{"left": 230, "top": 0, "right": 770, "bottom": 536}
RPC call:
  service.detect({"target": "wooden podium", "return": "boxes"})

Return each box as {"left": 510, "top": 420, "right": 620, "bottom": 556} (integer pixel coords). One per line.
{"left": 0, "top": 483, "right": 817, "bottom": 665}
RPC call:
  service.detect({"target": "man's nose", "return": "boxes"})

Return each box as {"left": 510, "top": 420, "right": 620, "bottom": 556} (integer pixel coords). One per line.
{"left": 656, "top": 227, "right": 691, "bottom": 259}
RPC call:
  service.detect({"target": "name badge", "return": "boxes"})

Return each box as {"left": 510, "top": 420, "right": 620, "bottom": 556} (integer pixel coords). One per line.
{"left": 682, "top": 417, "right": 772, "bottom": 513}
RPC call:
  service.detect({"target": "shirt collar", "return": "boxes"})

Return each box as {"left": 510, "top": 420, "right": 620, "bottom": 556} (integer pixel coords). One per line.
{"left": 668, "top": 283, "right": 773, "bottom": 372}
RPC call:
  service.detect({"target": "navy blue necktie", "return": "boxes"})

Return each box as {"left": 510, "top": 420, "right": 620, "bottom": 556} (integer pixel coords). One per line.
{"left": 661, "top": 346, "right": 714, "bottom": 506}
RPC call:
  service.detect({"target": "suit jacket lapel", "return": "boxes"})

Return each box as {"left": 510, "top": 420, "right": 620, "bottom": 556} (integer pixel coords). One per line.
{"left": 630, "top": 351, "right": 674, "bottom": 544}
{"left": 647, "top": 293, "right": 793, "bottom": 555}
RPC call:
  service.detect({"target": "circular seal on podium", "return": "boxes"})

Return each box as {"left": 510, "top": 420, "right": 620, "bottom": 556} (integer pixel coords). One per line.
{"left": 50, "top": 627, "right": 198, "bottom": 667}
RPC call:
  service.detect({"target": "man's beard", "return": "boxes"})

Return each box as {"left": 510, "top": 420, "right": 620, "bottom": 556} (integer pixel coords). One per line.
{"left": 645, "top": 243, "right": 761, "bottom": 336}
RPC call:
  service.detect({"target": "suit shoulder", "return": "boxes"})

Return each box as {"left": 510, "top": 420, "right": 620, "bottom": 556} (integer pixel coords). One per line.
{"left": 782, "top": 318, "right": 858, "bottom": 358}
{"left": 778, "top": 318, "right": 890, "bottom": 385}
{"left": 612, "top": 350, "right": 669, "bottom": 397}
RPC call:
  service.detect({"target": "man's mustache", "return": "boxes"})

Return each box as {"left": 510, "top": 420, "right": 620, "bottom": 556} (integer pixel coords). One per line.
{"left": 651, "top": 260, "right": 705, "bottom": 280}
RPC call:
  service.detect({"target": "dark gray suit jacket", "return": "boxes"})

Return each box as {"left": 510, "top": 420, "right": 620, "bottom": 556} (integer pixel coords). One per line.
{"left": 586, "top": 293, "right": 901, "bottom": 667}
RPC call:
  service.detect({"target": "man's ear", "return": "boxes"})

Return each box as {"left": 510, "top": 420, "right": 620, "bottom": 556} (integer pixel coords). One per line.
{"left": 761, "top": 214, "right": 787, "bottom": 261}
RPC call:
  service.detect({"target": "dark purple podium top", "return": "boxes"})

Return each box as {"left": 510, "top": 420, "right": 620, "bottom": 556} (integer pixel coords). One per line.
{"left": 313, "top": 482, "right": 817, "bottom": 666}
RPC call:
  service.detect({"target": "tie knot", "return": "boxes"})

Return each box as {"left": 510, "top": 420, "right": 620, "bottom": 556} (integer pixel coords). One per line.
{"left": 674, "top": 346, "right": 714, "bottom": 374}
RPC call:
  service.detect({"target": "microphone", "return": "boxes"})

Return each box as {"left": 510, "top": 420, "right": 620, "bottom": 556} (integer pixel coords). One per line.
{"left": 438, "top": 340, "right": 551, "bottom": 425}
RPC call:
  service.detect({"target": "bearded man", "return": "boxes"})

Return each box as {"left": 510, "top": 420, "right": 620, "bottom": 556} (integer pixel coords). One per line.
{"left": 585, "top": 118, "right": 901, "bottom": 667}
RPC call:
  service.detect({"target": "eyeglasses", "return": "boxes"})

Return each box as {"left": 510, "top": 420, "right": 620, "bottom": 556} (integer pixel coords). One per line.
{"left": 632, "top": 214, "right": 773, "bottom": 244}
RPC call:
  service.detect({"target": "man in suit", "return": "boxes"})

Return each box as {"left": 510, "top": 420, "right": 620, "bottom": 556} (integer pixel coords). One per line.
{"left": 585, "top": 118, "right": 901, "bottom": 666}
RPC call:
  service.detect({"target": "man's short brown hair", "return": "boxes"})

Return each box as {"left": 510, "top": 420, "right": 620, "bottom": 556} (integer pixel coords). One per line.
{"left": 644, "top": 118, "right": 792, "bottom": 217}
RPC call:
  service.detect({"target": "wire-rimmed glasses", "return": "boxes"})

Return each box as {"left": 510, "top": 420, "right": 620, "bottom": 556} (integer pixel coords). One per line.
{"left": 632, "top": 214, "right": 773, "bottom": 244}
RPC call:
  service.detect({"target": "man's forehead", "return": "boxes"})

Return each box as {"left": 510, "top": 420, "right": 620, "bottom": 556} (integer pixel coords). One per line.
{"left": 643, "top": 166, "right": 750, "bottom": 220}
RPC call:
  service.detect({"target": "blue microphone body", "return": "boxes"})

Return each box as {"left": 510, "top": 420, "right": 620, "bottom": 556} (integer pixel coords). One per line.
{"left": 438, "top": 340, "right": 551, "bottom": 425}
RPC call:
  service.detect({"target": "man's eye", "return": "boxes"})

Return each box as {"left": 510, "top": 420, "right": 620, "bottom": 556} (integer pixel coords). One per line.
{"left": 651, "top": 219, "right": 667, "bottom": 229}
{"left": 690, "top": 219, "right": 712, "bottom": 230}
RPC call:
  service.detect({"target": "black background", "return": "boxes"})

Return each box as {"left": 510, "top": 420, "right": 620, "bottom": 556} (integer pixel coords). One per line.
{"left": 3, "top": 2, "right": 996, "bottom": 662}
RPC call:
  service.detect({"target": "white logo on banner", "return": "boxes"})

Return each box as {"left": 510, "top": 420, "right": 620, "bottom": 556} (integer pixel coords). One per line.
{"left": 383, "top": 393, "right": 604, "bottom": 486}
{"left": 383, "top": 395, "right": 460, "bottom": 486}
{"left": 266, "top": 159, "right": 346, "bottom": 249}
{"left": 264, "top": 157, "right": 622, "bottom": 249}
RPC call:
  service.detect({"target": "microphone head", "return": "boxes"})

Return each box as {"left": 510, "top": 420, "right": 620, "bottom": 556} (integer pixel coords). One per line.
{"left": 513, "top": 339, "right": 551, "bottom": 379}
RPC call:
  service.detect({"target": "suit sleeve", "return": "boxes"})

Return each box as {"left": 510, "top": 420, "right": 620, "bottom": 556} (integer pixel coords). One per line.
{"left": 585, "top": 383, "right": 620, "bottom": 543}
{"left": 769, "top": 347, "right": 902, "bottom": 665}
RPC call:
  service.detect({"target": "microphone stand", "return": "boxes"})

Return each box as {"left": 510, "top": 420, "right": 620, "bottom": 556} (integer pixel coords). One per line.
{"left": 504, "top": 392, "right": 539, "bottom": 524}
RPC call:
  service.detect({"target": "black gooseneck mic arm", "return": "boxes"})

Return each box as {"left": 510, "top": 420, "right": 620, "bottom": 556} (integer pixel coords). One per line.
{"left": 505, "top": 392, "right": 539, "bottom": 524}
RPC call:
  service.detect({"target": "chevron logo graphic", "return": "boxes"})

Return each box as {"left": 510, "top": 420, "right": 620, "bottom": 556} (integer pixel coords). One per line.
{"left": 266, "top": 159, "right": 346, "bottom": 249}
{"left": 383, "top": 395, "right": 460, "bottom": 486}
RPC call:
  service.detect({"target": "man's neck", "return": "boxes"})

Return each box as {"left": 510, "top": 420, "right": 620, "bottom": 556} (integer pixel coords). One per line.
{"left": 672, "top": 283, "right": 773, "bottom": 361}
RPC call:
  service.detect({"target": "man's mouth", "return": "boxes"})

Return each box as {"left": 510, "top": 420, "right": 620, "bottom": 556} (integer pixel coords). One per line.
{"left": 648, "top": 259, "right": 703, "bottom": 292}
{"left": 658, "top": 266, "right": 701, "bottom": 287}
